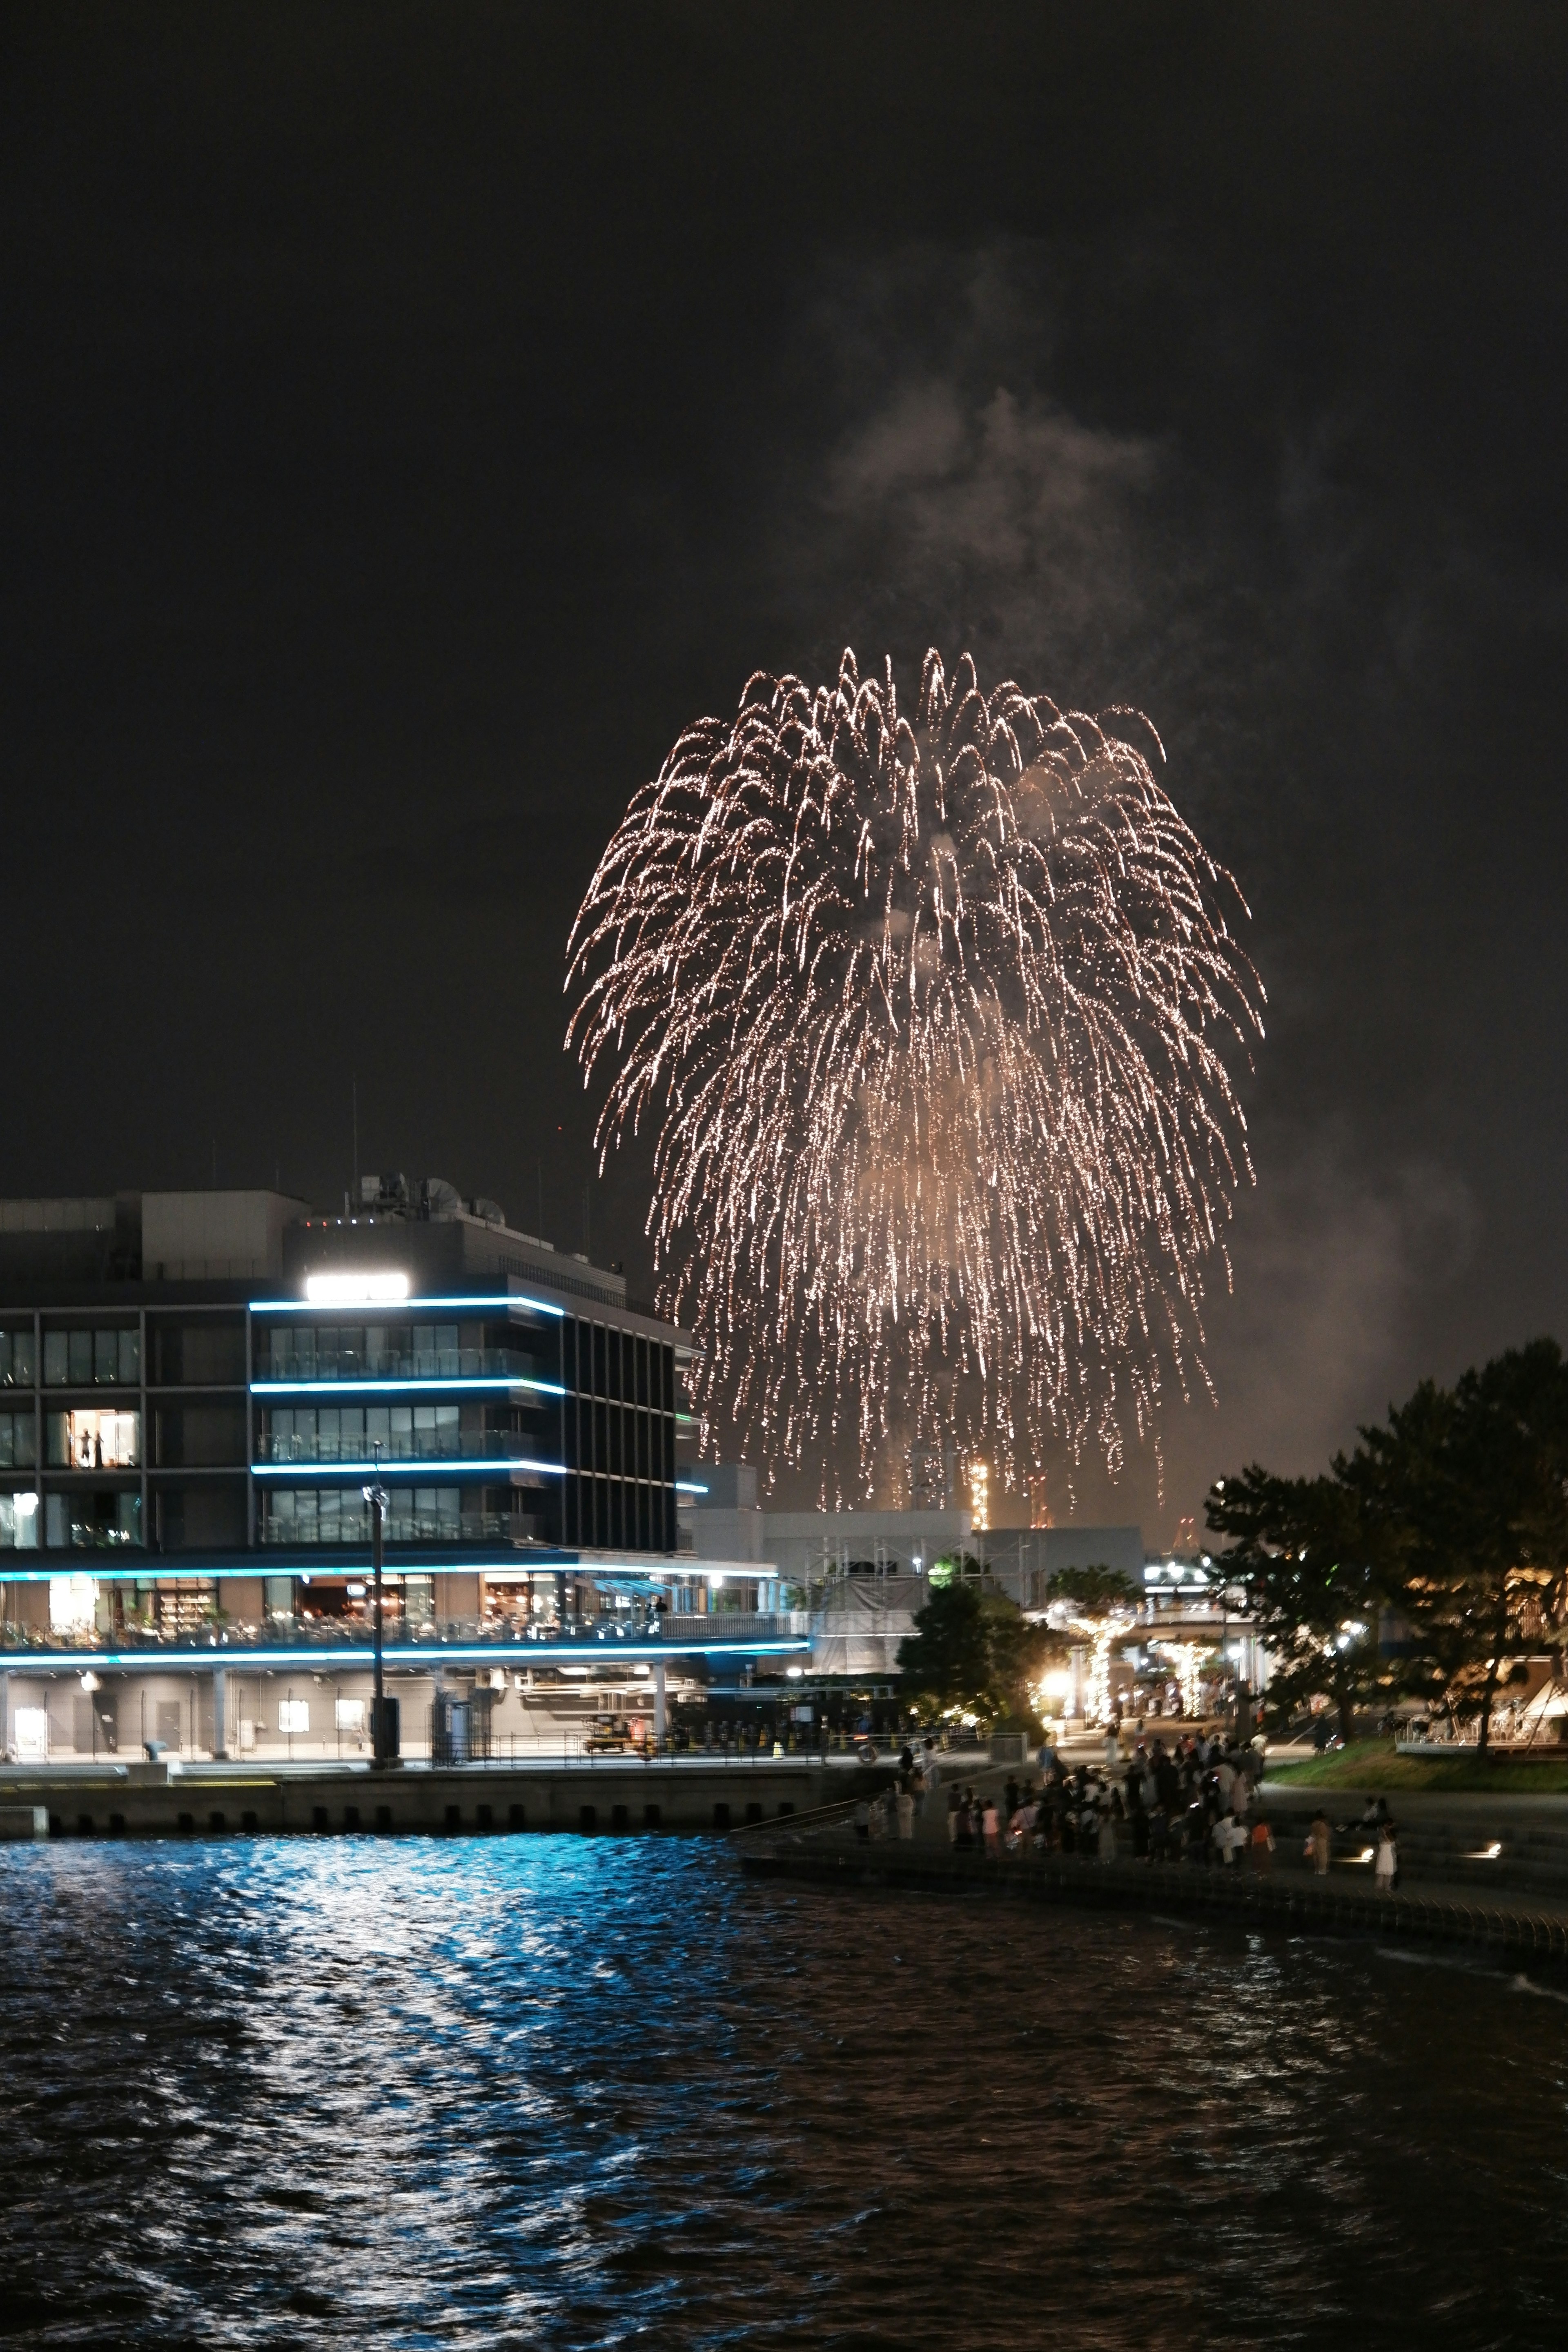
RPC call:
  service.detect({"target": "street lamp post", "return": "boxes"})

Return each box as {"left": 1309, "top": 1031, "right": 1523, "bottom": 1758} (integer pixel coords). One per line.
{"left": 363, "top": 1452, "right": 397, "bottom": 1764}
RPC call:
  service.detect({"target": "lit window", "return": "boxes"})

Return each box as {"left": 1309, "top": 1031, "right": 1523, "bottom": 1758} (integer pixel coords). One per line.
{"left": 14, "top": 1707, "right": 49, "bottom": 1760}
{"left": 49, "top": 1572, "right": 98, "bottom": 1633}
{"left": 278, "top": 1699, "right": 310, "bottom": 1734}
{"left": 0, "top": 1492, "right": 39, "bottom": 1548}
{"left": 47, "top": 1410, "right": 140, "bottom": 1470}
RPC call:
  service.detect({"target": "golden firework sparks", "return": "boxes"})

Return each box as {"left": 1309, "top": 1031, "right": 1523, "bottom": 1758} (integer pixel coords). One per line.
{"left": 567, "top": 649, "right": 1263, "bottom": 1495}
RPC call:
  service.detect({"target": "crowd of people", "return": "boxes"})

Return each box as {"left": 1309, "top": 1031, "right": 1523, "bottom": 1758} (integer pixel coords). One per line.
{"left": 953, "top": 1730, "right": 1280, "bottom": 1868}
{"left": 844, "top": 1725, "right": 1404, "bottom": 1884}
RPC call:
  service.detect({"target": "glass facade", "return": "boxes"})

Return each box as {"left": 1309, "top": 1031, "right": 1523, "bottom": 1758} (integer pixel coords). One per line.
{"left": 0, "top": 1283, "right": 682, "bottom": 1579}
{"left": 42, "top": 1327, "right": 140, "bottom": 1386}
{"left": 560, "top": 1316, "right": 677, "bottom": 1551}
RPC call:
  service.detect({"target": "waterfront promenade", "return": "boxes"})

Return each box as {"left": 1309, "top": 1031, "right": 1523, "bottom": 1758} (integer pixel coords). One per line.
{"left": 735, "top": 1768, "right": 1568, "bottom": 1972}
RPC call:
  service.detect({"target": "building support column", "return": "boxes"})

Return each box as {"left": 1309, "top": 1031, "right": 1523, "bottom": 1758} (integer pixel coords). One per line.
{"left": 652, "top": 1659, "right": 667, "bottom": 1742}
{"left": 0, "top": 1668, "right": 9, "bottom": 1757}
{"left": 211, "top": 1666, "right": 228, "bottom": 1762}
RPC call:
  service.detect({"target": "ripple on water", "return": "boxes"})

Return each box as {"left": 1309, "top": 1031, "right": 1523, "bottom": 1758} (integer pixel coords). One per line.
{"left": 2, "top": 1837, "right": 1567, "bottom": 2350}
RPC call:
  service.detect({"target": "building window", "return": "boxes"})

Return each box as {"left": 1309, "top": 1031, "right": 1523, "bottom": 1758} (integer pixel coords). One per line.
{"left": 0, "top": 1491, "right": 40, "bottom": 1548}
{"left": 278, "top": 1699, "right": 310, "bottom": 1734}
{"left": 47, "top": 1409, "right": 140, "bottom": 1470}
{"left": 0, "top": 1410, "right": 36, "bottom": 1469}
{"left": 263, "top": 1403, "right": 464, "bottom": 1463}
{"left": 45, "top": 1490, "right": 142, "bottom": 1548}
{"left": 0, "top": 1330, "right": 36, "bottom": 1387}
{"left": 13, "top": 1707, "right": 48, "bottom": 1760}
{"left": 48, "top": 1571, "right": 99, "bottom": 1633}
{"left": 263, "top": 1485, "right": 465, "bottom": 1544}
{"left": 261, "top": 1322, "right": 473, "bottom": 1379}
{"left": 42, "top": 1327, "right": 139, "bottom": 1387}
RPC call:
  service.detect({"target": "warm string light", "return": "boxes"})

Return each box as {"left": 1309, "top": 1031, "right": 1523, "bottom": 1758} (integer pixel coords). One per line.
{"left": 568, "top": 648, "right": 1263, "bottom": 1493}
{"left": 1154, "top": 1637, "right": 1209, "bottom": 1717}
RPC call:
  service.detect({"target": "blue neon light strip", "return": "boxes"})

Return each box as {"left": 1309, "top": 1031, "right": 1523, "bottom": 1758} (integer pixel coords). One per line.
{"left": 251, "top": 1377, "right": 566, "bottom": 1397}
{"left": 0, "top": 1637, "right": 812, "bottom": 1671}
{"left": 248, "top": 1294, "right": 567, "bottom": 1319}
{"left": 675, "top": 1481, "right": 708, "bottom": 1495}
{"left": 250, "top": 1459, "right": 567, "bottom": 1480}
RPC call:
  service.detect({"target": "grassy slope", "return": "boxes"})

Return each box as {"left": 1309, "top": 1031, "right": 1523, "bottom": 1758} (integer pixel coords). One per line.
{"left": 1267, "top": 1740, "right": 1568, "bottom": 1794}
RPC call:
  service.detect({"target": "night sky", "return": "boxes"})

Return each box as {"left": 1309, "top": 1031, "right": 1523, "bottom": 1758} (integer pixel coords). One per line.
{"left": 4, "top": 5, "right": 1565, "bottom": 1535}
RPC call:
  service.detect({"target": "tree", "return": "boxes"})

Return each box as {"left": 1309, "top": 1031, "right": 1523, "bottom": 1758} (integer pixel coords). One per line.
{"left": 1044, "top": 1564, "right": 1140, "bottom": 1726}
{"left": 898, "top": 1578, "right": 1051, "bottom": 1728}
{"left": 1205, "top": 1468, "right": 1394, "bottom": 1743}
{"left": 1343, "top": 1341, "right": 1568, "bottom": 1752}
{"left": 1047, "top": 1564, "right": 1139, "bottom": 1613}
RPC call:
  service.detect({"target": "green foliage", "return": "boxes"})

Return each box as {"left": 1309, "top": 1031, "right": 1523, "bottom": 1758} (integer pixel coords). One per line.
{"left": 897, "top": 1577, "right": 1052, "bottom": 1729}
{"left": 1208, "top": 1337, "right": 1568, "bottom": 1751}
{"left": 1206, "top": 1468, "right": 1394, "bottom": 1741}
{"left": 1342, "top": 1339, "right": 1568, "bottom": 1749}
{"left": 1048, "top": 1563, "right": 1139, "bottom": 1613}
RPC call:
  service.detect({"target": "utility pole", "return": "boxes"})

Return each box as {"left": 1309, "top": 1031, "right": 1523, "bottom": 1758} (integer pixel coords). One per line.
{"left": 363, "top": 1446, "right": 397, "bottom": 1763}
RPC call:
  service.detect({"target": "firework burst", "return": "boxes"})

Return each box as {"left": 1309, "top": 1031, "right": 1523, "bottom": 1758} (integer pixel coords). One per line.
{"left": 566, "top": 648, "right": 1263, "bottom": 1497}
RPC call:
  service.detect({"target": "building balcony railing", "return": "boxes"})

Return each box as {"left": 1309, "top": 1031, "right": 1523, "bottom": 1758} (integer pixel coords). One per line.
{"left": 255, "top": 1434, "right": 555, "bottom": 1466}
{"left": 253, "top": 1349, "right": 552, "bottom": 1386}
{"left": 0, "top": 1613, "right": 807, "bottom": 1659}
{"left": 659, "top": 1612, "right": 811, "bottom": 1642}
{"left": 259, "top": 1509, "right": 520, "bottom": 1544}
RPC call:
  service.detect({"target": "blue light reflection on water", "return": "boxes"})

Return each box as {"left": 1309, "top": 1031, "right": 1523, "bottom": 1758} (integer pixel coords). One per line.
{"left": 2, "top": 1837, "right": 1568, "bottom": 2350}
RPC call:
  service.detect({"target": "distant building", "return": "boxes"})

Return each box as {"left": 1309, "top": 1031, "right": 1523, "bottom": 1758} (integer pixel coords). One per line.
{"left": 679, "top": 1486, "right": 974, "bottom": 1677}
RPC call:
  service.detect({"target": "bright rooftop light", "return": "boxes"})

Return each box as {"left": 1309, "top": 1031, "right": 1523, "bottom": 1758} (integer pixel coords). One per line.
{"left": 305, "top": 1272, "right": 411, "bottom": 1305}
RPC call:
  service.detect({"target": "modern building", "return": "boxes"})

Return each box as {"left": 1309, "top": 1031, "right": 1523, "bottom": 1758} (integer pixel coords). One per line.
{"left": 679, "top": 1474, "right": 972, "bottom": 1678}
{"left": 0, "top": 1181, "right": 806, "bottom": 1761}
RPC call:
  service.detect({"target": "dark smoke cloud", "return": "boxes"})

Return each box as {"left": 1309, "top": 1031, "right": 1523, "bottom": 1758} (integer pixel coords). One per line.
{"left": 746, "top": 234, "right": 1556, "bottom": 1537}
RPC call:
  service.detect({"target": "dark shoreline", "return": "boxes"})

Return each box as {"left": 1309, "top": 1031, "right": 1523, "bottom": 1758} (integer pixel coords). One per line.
{"left": 737, "top": 1838, "right": 1568, "bottom": 1974}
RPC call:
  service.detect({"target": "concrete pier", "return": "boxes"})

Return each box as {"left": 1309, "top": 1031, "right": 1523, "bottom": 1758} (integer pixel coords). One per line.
{"left": 0, "top": 1757, "right": 851, "bottom": 1840}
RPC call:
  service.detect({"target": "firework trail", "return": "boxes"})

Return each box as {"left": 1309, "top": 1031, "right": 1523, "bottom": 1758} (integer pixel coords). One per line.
{"left": 566, "top": 648, "right": 1263, "bottom": 1496}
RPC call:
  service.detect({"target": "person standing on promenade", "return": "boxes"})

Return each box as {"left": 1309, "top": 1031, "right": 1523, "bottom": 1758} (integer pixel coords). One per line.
{"left": 1374, "top": 1823, "right": 1398, "bottom": 1890}
{"left": 982, "top": 1797, "right": 1001, "bottom": 1856}
{"left": 1250, "top": 1815, "right": 1275, "bottom": 1872}
{"left": 895, "top": 1783, "right": 915, "bottom": 1840}
{"left": 1215, "top": 1752, "right": 1236, "bottom": 1814}
{"left": 1229, "top": 1763, "right": 1250, "bottom": 1823}
{"left": 1307, "top": 1811, "right": 1332, "bottom": 1875}
{"left": 947, "top": 1784, "right": 962, "bottom": 1844}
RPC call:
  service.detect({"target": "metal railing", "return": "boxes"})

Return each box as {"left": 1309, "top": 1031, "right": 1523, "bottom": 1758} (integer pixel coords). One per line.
{"left": 254, "top": 1349, "right": 548, "bottom": 1383}
{"left": 0, "top": 1615, "right": 808, "bottom": 1659}
{"left": 258, "top": 1436, "right": 552, "bottom": 1465}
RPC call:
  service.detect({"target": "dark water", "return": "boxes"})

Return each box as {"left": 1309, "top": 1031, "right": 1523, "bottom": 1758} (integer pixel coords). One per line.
{"left": 3, "top": 1839, "right": 1568, "bottom": 2350}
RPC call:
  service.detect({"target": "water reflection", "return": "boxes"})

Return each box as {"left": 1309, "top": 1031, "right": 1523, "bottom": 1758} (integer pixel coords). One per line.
{"left": 2, "top": 1838, "right": 1566, "bottom": 2348}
